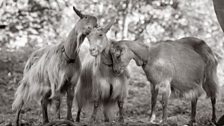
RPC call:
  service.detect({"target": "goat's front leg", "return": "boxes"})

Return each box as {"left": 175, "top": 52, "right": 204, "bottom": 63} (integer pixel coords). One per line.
{"left": 66, "top": 84, "right": 75, "bottom": 121}
{"left": 103, "top": 104, "right": 110, "bottom": 122}
{"left": 90, "top": 78, "right": 99, "bottom": 123}
{"left": 90, "top": 100, "right": 99, "bottom": 123}
{"left": 118, "top": 100, "right": 124, "bottom": 123}
{"left": 150, "top": 84, "right": 158, "bottom": 123}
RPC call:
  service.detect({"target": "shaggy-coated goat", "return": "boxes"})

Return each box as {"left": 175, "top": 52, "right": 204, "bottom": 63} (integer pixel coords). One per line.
{"left": 109, "top": 37, "right": 218, "bottom": 126}
{"left": 12, "top": 6, "right": 98, "bottom": 125}
{"left": 75, "top": 20, "right": 129, "bottom": 123}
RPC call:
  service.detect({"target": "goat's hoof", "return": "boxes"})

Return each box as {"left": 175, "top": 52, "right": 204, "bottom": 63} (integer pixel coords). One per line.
{"left": 149, "top": 119, "right": 158, "bottom": 124}
{"left": 161, "top": 122, "right": 168, "bottom": 126}
{"left": 76, "top": 118, "right": 80, "bottom": 122}
{"left": 185, "top": 120, "right": 196, "bottom": 126}
{"left": 149, "top": 115, "right": 157, "bottom": 124}
{"left": 5, "top": 122, "right": 12, "bottom": 126}
{"left": 118, "top": 117, "right": 124, "bottom": 123}
{"left": 67, "top": 117, "right": 74, "bottom": 122}
{"left": 212, "top": 118, "right": 216, "bottom": 124}
{"left": 104, "top": 119, "right": 109, "bottom": 122}
{"left": 157, "top": 120, "right": 168, "bottom": 126}
{"left": 42, "top": 121, "right": 49, "bottom": 125}
{"left": 89, "top": 118, "right": 96, "bottom": 124}
{"left": 210, "top": 122, "right": 216, "bottom": 126}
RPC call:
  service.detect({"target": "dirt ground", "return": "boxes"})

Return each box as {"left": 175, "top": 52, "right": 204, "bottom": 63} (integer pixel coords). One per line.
{"left": 1, "top": 64, "right": 224, "bottom": 126}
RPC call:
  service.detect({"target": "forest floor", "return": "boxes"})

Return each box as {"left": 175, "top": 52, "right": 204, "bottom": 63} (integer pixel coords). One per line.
{"left": 0, "top": 64, "right": 224, "bottom": 126}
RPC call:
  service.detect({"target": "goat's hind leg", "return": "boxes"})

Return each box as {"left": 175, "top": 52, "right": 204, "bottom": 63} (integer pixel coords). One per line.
{"left": 55, "top": 97, "right": 61, "bottom": 119}
{"left": 103, "top": 104, "right": 110, "bottom": 122}
{"left": 211, "top": 97, "right": 216, "bottom": 123}
{"left": 41, "top": 92, "right": 51, "bottom": 124}
{"left": 189, "top": 98, "right": 198, "bottom": 126}
{"left": 117, "top": 100, "right": 124, "bottom": 123}
{"left": 76, "top": 107, "right": 82, "bottom": 122}
{"left": 160, "top": 80, "right": 171, "bottom": 124}
{"left": 15, "top": 102, "right": 23, "bottom": 126}
{"left": 41, "top": 99, "right": 49, "bottom": 124}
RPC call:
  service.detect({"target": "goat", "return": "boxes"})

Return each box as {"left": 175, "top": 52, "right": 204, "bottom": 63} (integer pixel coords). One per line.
{"left": 75, "top": 20, "right": 129, "bottom": 123}
{"left": 109, "top": 37, "right": 218, "bottom": 126}
{"left": 12, "top": 6, "right": 98, "bottom": 125}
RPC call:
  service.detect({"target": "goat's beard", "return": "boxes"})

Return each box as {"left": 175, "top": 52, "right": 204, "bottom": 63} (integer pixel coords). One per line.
{"left": 76, "top": 33, "right": 84, "bottom": 52}
{"left": 94, "top": 54, "right": 101, "bottom": 67}
{"left": 92, "top": 54, "right": 101, "bottom": 74}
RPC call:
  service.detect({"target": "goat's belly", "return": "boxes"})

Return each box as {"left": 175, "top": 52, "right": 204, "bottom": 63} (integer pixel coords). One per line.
{"left": 171, "top": 79, "right": 205, "bottom": 99}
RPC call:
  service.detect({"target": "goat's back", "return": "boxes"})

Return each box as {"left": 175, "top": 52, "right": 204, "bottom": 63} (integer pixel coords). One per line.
{"left": 178, "top": 37, "right": 219, "bottom": 98}
{"left": 24, "top": 47, "right": 48, "bottom": 73}
{"left": 144, "top": 41, "right": 206, "bottom": 99}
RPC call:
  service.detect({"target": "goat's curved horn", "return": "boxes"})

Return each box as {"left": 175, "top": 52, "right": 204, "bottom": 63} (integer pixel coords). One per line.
{"left": 103, "top": 18, "right": 117, "bottom": 33}
{"left": 73, "top": 6, "right": 84, "bottom": 19}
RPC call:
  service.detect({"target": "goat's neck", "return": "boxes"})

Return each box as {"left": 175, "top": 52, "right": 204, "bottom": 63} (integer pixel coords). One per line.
{"left": 127, "top": 42, "right": 149, "bottom": 66}
{"left": 101, "top": 47, "right": 112, "bottom": 66}
{"left": 63, "top": 27, "right": 85, "bottom": 59}
{"left": 94, "top": 46, "right": 112, "bottom": 74}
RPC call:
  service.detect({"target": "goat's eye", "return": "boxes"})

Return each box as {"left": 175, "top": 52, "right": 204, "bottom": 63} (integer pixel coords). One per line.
{"left": 116, "top": 55, "right": 120, "bottom": 60}
{"left": 99, "top": 34, "right": 103, "bottom": 37}
{"left": 115, "top": 52, "right": 121, "bottom": 59}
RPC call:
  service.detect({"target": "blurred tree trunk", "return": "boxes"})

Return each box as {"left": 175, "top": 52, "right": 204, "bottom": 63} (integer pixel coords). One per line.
{"left": 213, "top": 0, "right": 224, "bottom": 32}
{"left": 122, "top": 0, "right": 132, "bottom": 39}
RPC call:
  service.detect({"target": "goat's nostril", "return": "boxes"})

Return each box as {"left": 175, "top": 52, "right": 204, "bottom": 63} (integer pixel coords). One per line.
{"left": 113, "top": 69, "right": 119, "bottom": 74}
{"left": 87, "top": 26, "right": 91, "bottom": 30}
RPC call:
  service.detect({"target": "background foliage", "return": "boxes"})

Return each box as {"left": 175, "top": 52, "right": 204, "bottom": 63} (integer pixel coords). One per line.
{"left": 0, "top": 0, "right": 224, "bottom": 125}
{"left": 1, "top": 0, "right": 224, "bottom": 85}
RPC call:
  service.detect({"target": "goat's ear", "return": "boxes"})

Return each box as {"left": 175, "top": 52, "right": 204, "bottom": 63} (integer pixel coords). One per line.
{"left": 103, "top": 18, "right": 117, "bottom": 33}
{"left": 73, "top": 6, "right": 84, "bottom": 19}
{"left": 135, "top": 58, "right": 144, "bottom": 66}
{"left": 110, "top": 40, "right": 117, "bottom": 45}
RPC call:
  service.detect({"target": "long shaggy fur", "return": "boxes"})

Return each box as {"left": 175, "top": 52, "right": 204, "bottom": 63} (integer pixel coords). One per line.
{"left": 12, "top": 8, "right": 98, "bottom": 126}
{"left": 12, "top": 47, "right": 48, "bottom": 110}
{"left": 75, "top": 55, "right": 94, "bottom": 109}
{"left": 75, "top": 45, "right": 129, "bottom": 120}
{"left": 12, "top": 43, "right": 80, "bottom": 110}
{"left": 24, "top": 47, "right": 48, "bottom": 73}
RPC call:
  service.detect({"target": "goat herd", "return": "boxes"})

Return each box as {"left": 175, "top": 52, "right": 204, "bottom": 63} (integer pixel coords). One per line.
{"left": 11, "top": 6, "right": 224, "bottom": 126}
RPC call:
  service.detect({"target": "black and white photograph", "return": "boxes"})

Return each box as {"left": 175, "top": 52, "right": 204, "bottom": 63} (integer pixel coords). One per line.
{"left": 1, "top": 0, "right": 224, "bottom": 125}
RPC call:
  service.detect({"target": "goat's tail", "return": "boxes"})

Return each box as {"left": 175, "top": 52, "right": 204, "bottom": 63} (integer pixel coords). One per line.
{"left": 203, "top": 55, "right": 219, "bottom": 98}
{"left": 191, "top": 39, "right": 219, "bottom": 98}
{"left": 12, "top": 79, "right": 29, "bottom": 111}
